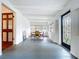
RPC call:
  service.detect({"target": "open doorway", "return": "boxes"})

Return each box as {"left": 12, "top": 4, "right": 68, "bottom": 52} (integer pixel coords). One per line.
{"left": 2, "top": 4, "right": 15, "bottom": 51}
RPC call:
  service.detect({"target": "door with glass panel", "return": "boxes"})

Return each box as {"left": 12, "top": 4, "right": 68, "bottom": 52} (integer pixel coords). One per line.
{"left": 2, "top": 13, "right": 14, "bottom": 50}
{"left": 61, "top": 10, "right": 71, "bottom": 50}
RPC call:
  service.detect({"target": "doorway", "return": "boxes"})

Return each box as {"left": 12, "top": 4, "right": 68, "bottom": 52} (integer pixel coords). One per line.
{"left": 61, "top": 10, "right": 71, "bottom": 50}
{"left": 2, "top": 4, "right": 14, "bottom": 50}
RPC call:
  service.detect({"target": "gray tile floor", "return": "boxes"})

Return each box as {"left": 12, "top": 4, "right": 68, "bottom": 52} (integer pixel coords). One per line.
{"left": 0, "top": 38, "right": 76, "bottom": 59}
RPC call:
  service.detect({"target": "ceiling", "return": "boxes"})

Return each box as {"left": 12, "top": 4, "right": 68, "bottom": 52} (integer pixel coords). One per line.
{"left": 10, "top": 0, "right": 69, "bottom": 22}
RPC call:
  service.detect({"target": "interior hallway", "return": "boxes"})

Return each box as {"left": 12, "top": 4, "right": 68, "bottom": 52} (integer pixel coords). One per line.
{"left": 0, "top": 38, "right": 76, "bottom": 59}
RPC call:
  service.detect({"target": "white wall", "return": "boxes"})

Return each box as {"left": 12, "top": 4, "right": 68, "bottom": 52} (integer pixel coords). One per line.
{"left": 48, "top": 21, "right": 55, "bottom": 40}
{"left": 54, "top": 20, "right": 59, "bottom": 43}
{"left": 0, "top": 0, "right": 30, "bottom": 55}
{"left": 48, "top": 19, "right": 59, "bottom": 43}
{"left": 71, "top": 9, "right": 79, "bottom": 58}
{"left": 15, "top": 12, "right": 30, "bottom": 44}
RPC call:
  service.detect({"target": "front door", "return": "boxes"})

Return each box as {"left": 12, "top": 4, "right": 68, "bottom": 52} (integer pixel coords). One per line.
{"left": 61, "top": 10, "right": 71, "bottom": 50}
{"left": 2, "top": 13, "right": 14, "bottom": 50}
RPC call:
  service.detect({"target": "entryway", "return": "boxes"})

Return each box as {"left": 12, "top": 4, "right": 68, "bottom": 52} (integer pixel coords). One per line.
{"left": 61, "top": 10, "right": 71, "bottom": 50}
{"left": 2, "top": 4, "right": 15, "bottom": 51}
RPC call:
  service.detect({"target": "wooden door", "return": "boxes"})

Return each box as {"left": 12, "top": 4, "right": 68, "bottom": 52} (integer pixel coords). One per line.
{"left": 2, "top": 13, "right": 14, "bottom": 50}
